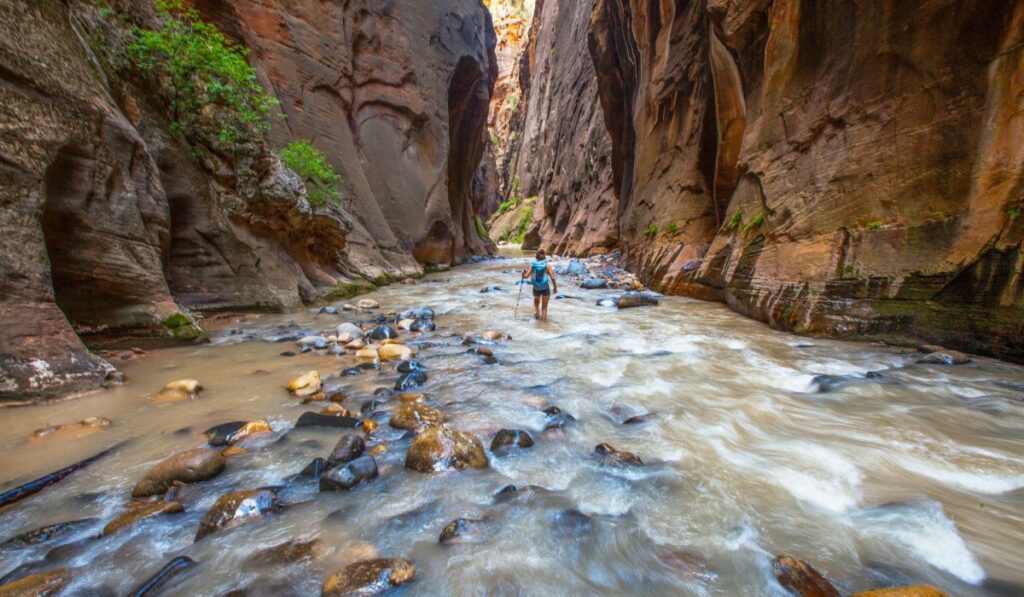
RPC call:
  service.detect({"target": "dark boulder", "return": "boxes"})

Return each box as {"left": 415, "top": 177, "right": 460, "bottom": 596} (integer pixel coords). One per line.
{"left": 294, "top": 412, "right": 360, "bottom": 429}
{"left": 368, "top": 325, "right": 398, "bottom": 340}
{"left": 195, "top": 489, "right": 279, "bottom": 540}
{"left": 410, "top": 318, "right": 436, "bottom": 332}
{"left": 438, "top": 517, "right": 487, "bottom": 544}
{"left": 596, "top": 296, "right": 619, "bottom": 307}
{"left": 595, "top": 443, "right": 643, "bottom": 466}
{"left": 132, "top": 448, "right": 225, "bottom": 498}
{"left": 321, "top": 559, "right": 415, "bottom": 596}
{"left": 617, "top": 291, "right": 659, "bottom": 309}
{"left": 319, "top": 456, "right": 378, "bottom": 491}
{"left": 580, "top": 278, "right": 608, "bottom": 289}
{"left": 327, "top": 434, "right": 366, "bottom": 467}
{"left": 395, "top": 370, "right": 428, "bottom": 391}
{"left": 405, "top": 428, "right": 489, "bottom": 472}
{"left": 298, "top": 458, "right": 329, "bottom": 479}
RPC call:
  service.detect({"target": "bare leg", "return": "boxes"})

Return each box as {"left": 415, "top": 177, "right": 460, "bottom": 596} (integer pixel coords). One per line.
{"left": 533, "top": 295, "right": 540, "bottom": 319}
{"left": 541, "top": 294, "right": 550, "bottom": 321}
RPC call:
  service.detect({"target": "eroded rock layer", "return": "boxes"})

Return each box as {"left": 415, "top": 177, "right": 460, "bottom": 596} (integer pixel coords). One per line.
{"left": 0, "top": 0, "right": 496, "bottom": 400}
{"left": 585, "top": 0, "right": 1024, "bottom": 361}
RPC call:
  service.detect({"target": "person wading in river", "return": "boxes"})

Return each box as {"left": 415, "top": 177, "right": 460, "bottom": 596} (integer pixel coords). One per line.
{"left": 522, "top": 249, "right": 558, "bottom": 321}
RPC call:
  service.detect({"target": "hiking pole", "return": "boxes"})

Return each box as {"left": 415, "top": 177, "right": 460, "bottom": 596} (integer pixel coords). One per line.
{"left": 514, "top": 273, "right": 524, "bottom": 318}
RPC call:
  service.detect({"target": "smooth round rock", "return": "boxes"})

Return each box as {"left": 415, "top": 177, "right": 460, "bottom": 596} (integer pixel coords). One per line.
{"left": 438, "top": 517, "right": 486, "bottom": 544}
{"left": 195, "top": 489, "right": 278, "bottom": 540}
{"left": 287, "top": 371, "right": 321, "bottom": 397}
{"left": 379, "top": 344, "right": 414, "bottom": 362}
{"left": 132, "top": 448, "right": 226, "bottom": 497}
{"left": 617, "top": 291, "right": 659, "bottom": 309}
{"left": 357, "top": 299, "right": 379, "bottom": 309}
{"left": 368, "top": 325, "right": 398, "bottom": 340}
{"left": 102, "top": 500, "right": 184, "bottom": 536}
{"left": 405, "top": 428, "right": 489, "bottom": 473}
{"left": 389, "top": 402, "right": 444, "bottom": 430}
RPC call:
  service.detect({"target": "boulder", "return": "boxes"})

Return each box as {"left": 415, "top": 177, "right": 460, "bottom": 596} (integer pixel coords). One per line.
{"left": 396, "top": 360, "right": 425, "bottom": 373}
{"left": 596, "top": 296, "right": 619, "bottom": 307}
{"left": 227, "top": 420, "right": 272, "bottom": 444}
{"left": 0, "top": 569, "right": 71, "bottom": 596}
{"left": 410, "top": 318, "right": 436, "bottom": 332}
{"left": 771, "top": 555, "right": 840, "bottom": 597}
{"left": 400, "top": 307, "right": 435, "bottom": 321}
{"left": 335, "top": 323, "right": 364, "bottom": 343}
{"left": 405, "top": 428, "right": 489, "bottom": 472}
{"left": 357, "top": 299, "right": 379, "bottom": 309}
{"left": 368, "top": 325, "right": 398, "bottom": 340}
{"left": 852, "top": 587, "right": 948, "bottom": 597}
{"left": 395, "top": 370, "right": 428, "bottom": 391}
{"left": 322, "top": 559, "right": 415, "bottom": 596}
{"left": 555, "top": 260, "right": 587, "bottom": 275}
{"left": 594, "top": 443, "right": 643, "bottom": 466}
{"left": 616, "top": 291, "right": 659, "bottom": 309}
{"left": 379, "top": 344, "right": 414, "bottom": 362}
{"left": 287, "top": 371, "right": 321, "bottom": 397}
{"left": 580, "top": 278, "right": 608, "bottom": 289}
{"left": 195, "top": 489, "right": 278, "bottom": 540}
{"left": 102, "top": 500, "right": 184, "bottom": 536}
{"left": 132, "top": 448, "right": 226, "bottom": 497}
{"left": 353, "top": 347, "right": 378, "bottom": 363}
{"left": 319, "top": 455, "right": 378, "bottom": 491}
{"left": 389, "top": 402, "right": 444, "bottom": 430}
{"left": 298, "top": 457, "right": 329, "bottom": 479}
{"left": 327, "top": 434, "right": 366, "bottom": 467}
{"left": 490, "top": 429, "right": 535, "bottom": 454}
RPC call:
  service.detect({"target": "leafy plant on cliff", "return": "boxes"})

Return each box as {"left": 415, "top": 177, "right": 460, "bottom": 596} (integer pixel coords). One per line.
{"left": 511, "top": 206, "right": 534, "bottom": 244}
{"left": 129, "top": 0, "right": 278, "bottom": 150}
{"left": 1010, "top": 206, "right": 1021, "bottom": 222}
{"left": 496, "top": 196, "right": 519, "bottom": 216}
{"left": 644, "top": 224, "right": 658, "bottom": 239}
{"left": 726, "top": 211, "right": 742, "bottom": 231}
{"left": 474, "top": 215, "right": 489, "bottom": 240}
{"left": 741, "top": 212, "right": 765, "bottom": 236}
{"left": 664, "top": 221, "right": 679, "bottom": 236}
{"left": 866, "top": 220, "right": 883, "bottom": 230}
{"left": 278, "top": 140, "right": 341, "bottom": 207}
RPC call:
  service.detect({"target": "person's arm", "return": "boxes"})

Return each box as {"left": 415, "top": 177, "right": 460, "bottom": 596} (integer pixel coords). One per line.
{"left": 522, "top": 268, "right": 530, "bottom": 280}
{"left": 547, "top": 264, "right": 558, "bottom": 293}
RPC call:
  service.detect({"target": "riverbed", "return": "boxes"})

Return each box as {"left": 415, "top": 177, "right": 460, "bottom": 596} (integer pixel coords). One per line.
{"left": 1, "top": 255, "right": 1023, "bottom": 595}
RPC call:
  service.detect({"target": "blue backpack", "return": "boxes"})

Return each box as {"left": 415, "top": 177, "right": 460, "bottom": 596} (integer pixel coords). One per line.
{"left": 531, "top": 260, "right": 548, "bottom": 289}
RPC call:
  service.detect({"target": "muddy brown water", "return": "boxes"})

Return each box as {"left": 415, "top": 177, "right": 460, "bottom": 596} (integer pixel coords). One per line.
{"left": 1, "top": 255, "right": 1023, "bottom": 595}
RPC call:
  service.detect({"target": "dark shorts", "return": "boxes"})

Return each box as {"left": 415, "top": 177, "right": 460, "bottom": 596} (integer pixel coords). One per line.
{"left": 533, "top": 286, "right": 551, "bottom": 297}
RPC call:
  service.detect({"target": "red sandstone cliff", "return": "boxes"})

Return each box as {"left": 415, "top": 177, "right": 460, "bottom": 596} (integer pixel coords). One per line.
{"left": 579, "top": 0, "right": 1023, "bottom": 361}
{"left": 0, "top": 0, "right": 496, "bottom": 400}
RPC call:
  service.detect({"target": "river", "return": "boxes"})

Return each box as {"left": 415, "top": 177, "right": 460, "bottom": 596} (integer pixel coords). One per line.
{"left": 1, "top": 255, "right": 1023, "bottom": 596}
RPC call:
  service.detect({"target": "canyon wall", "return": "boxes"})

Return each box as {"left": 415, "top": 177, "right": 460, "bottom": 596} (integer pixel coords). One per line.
{"left": 0, "top": 0, "right": 496, "bottom": 400}
{"left": 489, "top": 0, "right": 618, "bottom": 255}
{"left": 579, "top": 0, "right": 1023, "bottom": 361}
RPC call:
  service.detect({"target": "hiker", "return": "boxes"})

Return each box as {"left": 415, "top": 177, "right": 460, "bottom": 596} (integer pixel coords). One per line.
{"left": 523, "top": 249, "right": 558, "bottom": 321}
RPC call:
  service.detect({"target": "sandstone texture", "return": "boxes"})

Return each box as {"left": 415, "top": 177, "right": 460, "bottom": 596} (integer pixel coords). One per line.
{"left": 0, "top": 0, "right": 497, "bottom": 400}
{"left": 572, "top": 0, "right": 1023, "bottom": 361}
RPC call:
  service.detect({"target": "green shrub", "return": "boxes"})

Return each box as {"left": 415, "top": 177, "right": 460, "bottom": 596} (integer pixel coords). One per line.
{"left": 664, "top": 221, "right": 679, "bottom": 236}
{"left": 741, "top": 212, "right": 765, "bottom": 235}
{"left": 1010, "top": 206, "right": 1020, "bottom": 221}
{"left": 511, "top": 206, "right": 534, "bottom": 244}
{"left": 496, "top": 197, "right": 519, "bottom": 216}
{"left": 509, "top": 175, "right": 521, "bottom": 197}
{"left": 726, "top": 211, "right": 742, "bottom": 231}
{"left": 278, "top": 140, "right": 341, "bottom": 207}
{"left": 129, "top": 0, "right": 278, "bottom": 148}
{"left": 866, "top": 220, "right": 883, "bottom": 230}
{"left": 644, "top": 223, "right": 658, "bottom": 238}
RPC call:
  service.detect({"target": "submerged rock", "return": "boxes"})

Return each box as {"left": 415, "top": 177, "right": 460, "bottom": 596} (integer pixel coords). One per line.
{"left": 406, "top": 428, "right": 489, "bottom": 472}
{"left": 0, "top": 569, "right": 71, "bottom": 596}
{"left": 246, "top": 539, "right": 321, "bottom": 567}
{"left": 287, "top": 371, "right": 322, "bottom": 397}
{"left": 319, "top": 456, "right": 379, "bottom": 491}
{"left": 622, "top": 413, "right": 655, "bottom": 425}
{"left": 542, "top": 406, "right": 576, "bottom": 430}
{"left": 31, "top": 416, "right": 111, "bottom": 439}
{"left": 490, "top": 429, "right": 534, "bottom": 454}
{"left": 400, "top": 307, "right": 435, "bottom": 321}
{"left": 102, "top": 500, "right": 184, "bottom": 536}
{"left": 153, "top": 379, "right": 203, "bottom": 403}
{"left": 130, "top": 556, "right": 196, "bottom": 596}
{"left": 196, "top": 489, "right": 279, "bottom": 540}
{"left": 0, "top": 519, "right": 98, "bottom": 548}
{"left": 771, "top": 555, "right": 839, "bottom": 597}
{"left": 851, "top": 587, "right": 948, "bottom": 597}
{"left": 596, "top": 296, "right": 619, "bottom": 307}
{"left": 918, "top": 350, "right": 971, "bottom": 365}
{"left": 322, "top": 558, "right": 415, "bottom": 596}
{"left": 594, "top": 443, "right": 643, "bottom": 466}
{"left": 438, "top": 517, "right": 487, "bottom": 544}
{"left": 481, "top": 331, "right": 511, "bottom": 341}
{"left": 390, "top": 402, "right": 444, "bottom": 430}
{"left": 132, "top": 448, "right": 226, "bottom": 497}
